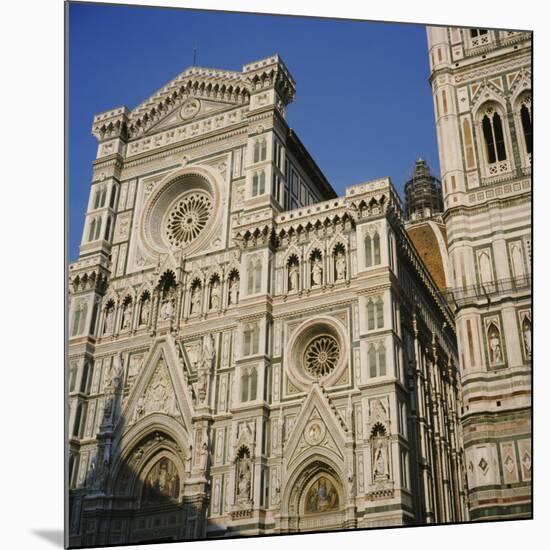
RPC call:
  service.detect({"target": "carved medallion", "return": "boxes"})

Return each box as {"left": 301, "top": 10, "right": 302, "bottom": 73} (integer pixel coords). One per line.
{"left": 304, "top": 419, "right": 326, "bottom": 446}
{"left": 180, "top": 98, "right": 200, "bottom": 120}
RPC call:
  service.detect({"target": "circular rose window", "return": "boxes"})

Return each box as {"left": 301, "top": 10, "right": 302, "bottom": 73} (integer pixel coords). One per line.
{"left": 165, "top": 191, "right": 212, "bottom": 247}
{"left": 303, "top": 335, "right": 340, "bottom": 378}
{"left": 140, "top": 169, "right": 220, "bottom": 257}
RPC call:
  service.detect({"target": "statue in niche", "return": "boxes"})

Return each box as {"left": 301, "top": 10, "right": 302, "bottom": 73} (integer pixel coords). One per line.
{"left": 522, "top": 317, "right": 532, "bottom": 357}
{"left": 373, "top": 439, "right": 389, "bottom": 480}
{"left": 335, "top": 252, "right": 346, "bottom": 280}
{"left": 488, "top": 323, "right": 503, "bottom": 364}
{"left": 184, "top": 444, "right": 193, "bottom": 473}
{"left": 121, "top": 302, "right": 132, "bottom": 329}
{"left": 104, "top": 307, "right": 114, "bottom": 334}
{"left": 191, "top": 285, "right": 201, "bottom": 314}
{"left": 229, "top": 276, "right": 239, "bottom": 305}
{"left": 312, "top": 258, "right": 323, "bottom": 286}
{"left": 305, "top": 476, "right": 339, "bottom": 513}
{"left": 288, "top": 262, "right": 299, "bottom": 291}
{"left": 160, "top": 295, "right": 174, "bottom": 320}
{"left": 199, "top": 439, "right": 209, "bottom": 471}
{"left": 210, "top": 279, "right": 220, "bottom": 310}
{"left": 236, "top": 456, "right": 252, "bottom": 501}
{"left": 139, "top": 298, "right": 150, "bottom": 326}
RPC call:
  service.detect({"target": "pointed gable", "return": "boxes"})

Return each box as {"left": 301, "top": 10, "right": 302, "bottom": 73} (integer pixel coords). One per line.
{"left": 121, "top": 335, "right": 194, "bottom": 434}
{"left": 126, "top": 66, "right": 251, "bottom": 139}
{"left": 284, "top": 383, "right": 351, "bottom": 471}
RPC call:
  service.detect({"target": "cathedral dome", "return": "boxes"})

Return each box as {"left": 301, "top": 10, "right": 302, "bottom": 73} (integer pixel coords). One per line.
{"left": 406, "top": 220, "right": 450, "bottom": 289}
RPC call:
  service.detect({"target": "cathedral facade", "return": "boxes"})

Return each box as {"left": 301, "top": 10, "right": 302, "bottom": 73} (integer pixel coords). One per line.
{"left": 427, "top": 27, "right": 532, "bottom": 521}
{"left": 67, "top": 27, "right": 531, "bottom": 547}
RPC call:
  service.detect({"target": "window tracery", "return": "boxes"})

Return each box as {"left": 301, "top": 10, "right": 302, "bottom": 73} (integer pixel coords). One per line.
{"left": 165, "top": 191, "right": 212, "bottom": 247}
{"left": 240, "top": 367, "right": 258, "bottom": 402}
{"left": 519, "top": 95, "right": 532, "bottom": 156}
{"left": 368, "top": 342, "right": 387, "bottom": 378}
{"left": 242, "top": 322, "right": 260, "bottom": 356}
{"left": 247, "top": 256, "right": 262, "bottom": 294}
{"left": 365, "top": 231, "right": 381, "bottom": 268}
{"left": 303, "top": 335, "right": 340, "bottom": 378}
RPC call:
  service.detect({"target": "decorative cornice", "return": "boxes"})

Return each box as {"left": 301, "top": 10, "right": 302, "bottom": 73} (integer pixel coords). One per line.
{"left": 92, "top": 55, "right": 297, "bottom": 144}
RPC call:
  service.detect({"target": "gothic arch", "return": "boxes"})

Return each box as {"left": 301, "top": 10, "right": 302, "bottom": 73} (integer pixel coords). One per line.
{"left": 472, "top": 99, "right": 514, "bottom": 176}
{"left": 471, "top": 86, "right": 506, "bottom": 117}
{"left": 136, "top": 280, "right": 154, "bottom": 300}
{"left": 281, "top": 454, "right": 347, "bottom": 532}
{"left": 118, "top": 336, "right": 195, "bottom": 437}
{"left": 187, "top": 270, "right": 203, "bottom": 290}
{"left": 112, "top": 415, "right": 191, "bottom": 494}
{"left": 282, "top": 243, "right": 301, "bottom": 264}
{"left": 328, "top": 235, "right": 347, "bottom": 254}
{"left": 304, "top": 237, "right": 324, "bottom": 257}
{"left": 512, "top": 88, "right": 532, "bottom": 164}
{"left": 156, "top": 269, "right": 177, "bottom": 292}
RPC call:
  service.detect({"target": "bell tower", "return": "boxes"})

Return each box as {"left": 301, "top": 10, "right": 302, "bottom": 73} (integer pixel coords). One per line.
{"left": 427, "top": 26, "right": 532, "bottom": 521}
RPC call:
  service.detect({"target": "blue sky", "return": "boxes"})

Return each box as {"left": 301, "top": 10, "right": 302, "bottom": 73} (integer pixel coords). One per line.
{"left": 69, "top": 2, "right": 440, "bottom": 260}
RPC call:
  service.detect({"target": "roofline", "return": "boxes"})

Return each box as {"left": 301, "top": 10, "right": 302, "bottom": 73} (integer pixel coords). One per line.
{"left": 287, "top": 129, "right": 337, "bottom": 200}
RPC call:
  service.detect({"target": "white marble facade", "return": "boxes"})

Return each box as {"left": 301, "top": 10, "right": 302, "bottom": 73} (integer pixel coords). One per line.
{"left": 67, "top": 49, "right": 498, "bottom": 546}
{"left": 427, "top": 27, "right": 532, "bottom": 521}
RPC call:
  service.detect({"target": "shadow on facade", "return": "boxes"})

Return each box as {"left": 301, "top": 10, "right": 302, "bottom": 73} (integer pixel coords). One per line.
{"left": 68, "top": 361, "right": 210, "bottom": 548}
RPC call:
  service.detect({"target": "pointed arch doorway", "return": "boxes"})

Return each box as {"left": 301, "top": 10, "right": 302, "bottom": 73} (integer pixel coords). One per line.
{"left": 285, "top": 460, "right": 346, "bottom": 533}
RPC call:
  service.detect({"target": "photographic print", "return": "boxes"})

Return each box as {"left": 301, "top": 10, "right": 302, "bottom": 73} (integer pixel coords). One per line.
{"left": 67, "top": 2, "right": 532, "bottom": 547}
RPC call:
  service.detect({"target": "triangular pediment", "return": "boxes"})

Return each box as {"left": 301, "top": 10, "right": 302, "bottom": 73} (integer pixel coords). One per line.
{"left": 120, "top": 335, "right": 194, "bottom": 436}
{"left": 126, "top": 66, "right": 251, "bottom": 139}
{"left": 147, "top": 97, "right": 239, "bottom": 134}
{"left": 284, "top": 384, "right": 351, "bottom": 472}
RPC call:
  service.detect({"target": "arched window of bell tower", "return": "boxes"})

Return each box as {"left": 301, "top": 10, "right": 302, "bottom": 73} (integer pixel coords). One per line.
{"left": 515, "top": 92, "right": 532, "bottom": 161}
{"left": 481, "top": 106, "right": 507, "bottom": 164}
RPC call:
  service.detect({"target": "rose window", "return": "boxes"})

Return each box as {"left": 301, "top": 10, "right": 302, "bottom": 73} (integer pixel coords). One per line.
{"left": 165, "top": 191, "right": 212, "bottom": 247}
{"left": 303, "top": 335, "right": 340, "bottom": 378}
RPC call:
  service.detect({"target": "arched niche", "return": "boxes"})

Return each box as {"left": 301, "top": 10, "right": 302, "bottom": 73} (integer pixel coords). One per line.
{"left": 284, "top": 458, "right": 346, "bottom": 533}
